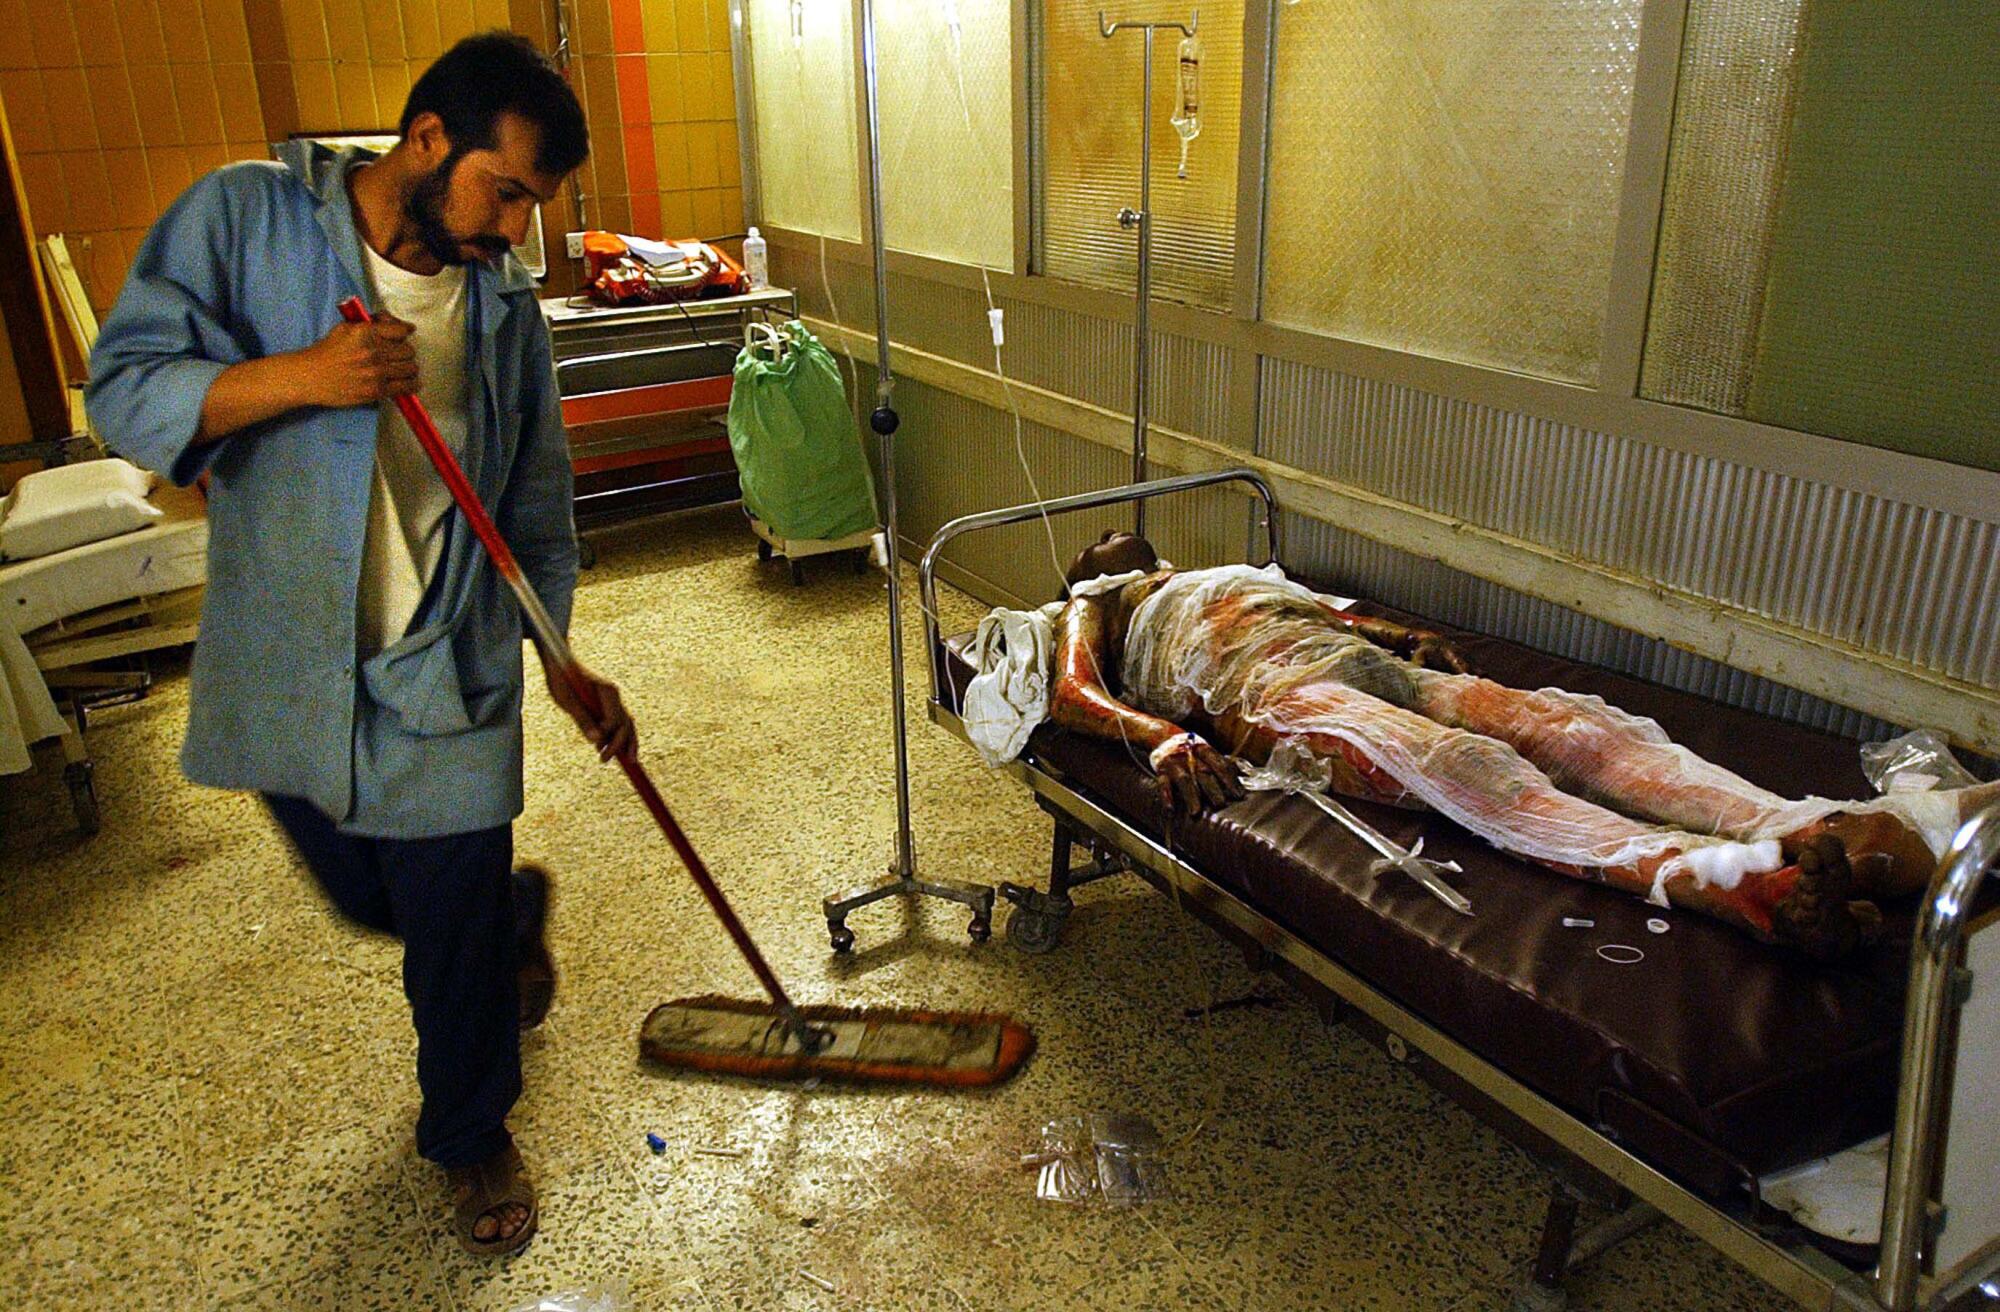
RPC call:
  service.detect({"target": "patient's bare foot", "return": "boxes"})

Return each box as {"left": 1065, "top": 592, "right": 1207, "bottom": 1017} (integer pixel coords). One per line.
{"left": 1773, "top": 835, "right": 1883, "bottom": 962}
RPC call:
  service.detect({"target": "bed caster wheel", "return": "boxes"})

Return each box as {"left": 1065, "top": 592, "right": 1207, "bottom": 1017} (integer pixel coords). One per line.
{"left": 967, "top": 915, "right": 991, "bottom": 944}
{"left": 1509, "top": 1280, "right": 1567, "bottom": 1312}
{"left": 790, "top": 560, "right": 806, "bottom": 586}
{"left": 1005, "top": 905, "right": 1064, "bottom": 954}
{"left": 757, "top": 538, "right": 773, "bottom": 562}
{"left": 828, "top": 923, "right": 855, "bottom": 954}
{"left": 64, "top": 762, "right": 99, "bottom": 836}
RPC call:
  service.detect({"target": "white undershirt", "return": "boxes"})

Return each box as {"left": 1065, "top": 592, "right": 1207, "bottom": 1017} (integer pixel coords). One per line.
{"left": 355, "top": 240, "right": 470, "bottom": 656}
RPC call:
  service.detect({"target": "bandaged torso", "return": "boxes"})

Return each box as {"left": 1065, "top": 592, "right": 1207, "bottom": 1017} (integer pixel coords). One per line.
{"left": 1119, "top": 564, "right": 1414, "bottom": 723}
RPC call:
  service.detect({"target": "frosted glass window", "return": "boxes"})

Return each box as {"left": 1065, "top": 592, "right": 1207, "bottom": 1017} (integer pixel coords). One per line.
{"left": 877, "top": 0, "right": 1014, "bottom": 269}
{"left": 1261, "top": 2, "right": 1642, "bottom": 385}
{"left": 1037, "top": 0, "right": 1241, "bottom": 307}
{"left": 748, "top": 0, "right": 862, "bottom": 241}
{"left": 1643, "top": 0, "right": 2000, "bottom": 472}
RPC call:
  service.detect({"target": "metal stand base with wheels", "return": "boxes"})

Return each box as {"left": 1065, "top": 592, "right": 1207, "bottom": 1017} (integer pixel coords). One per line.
{"left": 817, "top": 1, "right": 996, "bottom": 948}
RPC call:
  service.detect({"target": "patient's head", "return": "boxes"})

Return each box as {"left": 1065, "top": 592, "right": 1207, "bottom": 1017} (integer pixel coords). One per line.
{"left": 1064, "top": 530, "right": 1160, "bottom": 592}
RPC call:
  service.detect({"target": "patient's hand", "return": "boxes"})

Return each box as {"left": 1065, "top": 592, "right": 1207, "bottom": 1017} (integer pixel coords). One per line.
{"left": 1408, "top": 633, "right": 1470, "bottom": 674}
{"left": 1150, "top": 733, "right": 1246, "bottom": 815}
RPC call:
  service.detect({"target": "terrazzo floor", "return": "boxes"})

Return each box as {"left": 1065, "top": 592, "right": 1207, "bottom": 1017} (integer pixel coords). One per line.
{"left": 0, "top": 504, "right": 1798, "bottom": 1310}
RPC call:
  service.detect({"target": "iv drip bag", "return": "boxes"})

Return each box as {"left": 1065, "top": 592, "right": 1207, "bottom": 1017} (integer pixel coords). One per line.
{"left": 1170, "top": 33, "right": 1202, "bottom": 179}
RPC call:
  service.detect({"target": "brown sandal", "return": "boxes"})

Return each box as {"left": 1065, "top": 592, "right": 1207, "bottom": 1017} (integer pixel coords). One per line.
{"left": 515, "top": 864, "right": 556, "bottom": 1031}
{"left": 447, "top": 1142, "right": 539, "bottom": 1256}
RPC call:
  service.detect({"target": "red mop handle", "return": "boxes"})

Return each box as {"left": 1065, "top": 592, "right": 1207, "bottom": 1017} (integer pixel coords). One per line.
{"left": 337, "top": 296, "right": 801, "bottom": 1019}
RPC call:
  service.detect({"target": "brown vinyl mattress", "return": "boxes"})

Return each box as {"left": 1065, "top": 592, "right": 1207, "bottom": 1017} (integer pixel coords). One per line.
{"left": 943, "top": 601, "right": 1914, "bottom": 1197}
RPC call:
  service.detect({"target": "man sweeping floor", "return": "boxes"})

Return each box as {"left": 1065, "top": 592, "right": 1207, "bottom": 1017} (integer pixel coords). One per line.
{"left": 86, "top": 33, "right": 631, "bottom": 1256}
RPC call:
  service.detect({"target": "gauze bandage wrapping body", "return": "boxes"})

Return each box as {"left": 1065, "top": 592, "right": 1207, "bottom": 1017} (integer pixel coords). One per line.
{"left": 1117, "top": 566, "right": 1959, "bottom": 900}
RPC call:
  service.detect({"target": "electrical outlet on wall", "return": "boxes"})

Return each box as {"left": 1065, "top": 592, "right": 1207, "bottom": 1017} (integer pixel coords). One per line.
{"left": 565, "top": 231, "right": 586, "bottom": 260}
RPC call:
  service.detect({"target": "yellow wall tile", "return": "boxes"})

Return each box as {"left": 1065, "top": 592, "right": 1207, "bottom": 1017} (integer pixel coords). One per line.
{"left": 129, "top": 64, "right": 183, "bottom": 146}
{"left": 325, "top": 2, "right": 370, "bottom": 62}
{"left": 62, "top": 152, "right": 115, "bottom": 231}
{"left": 577, "top": 55, "right": 618, "bottom": 129}
{"left": 146, "top": 144, "right": 194, "bottom": 207}
{"left": 362, "top": 0, "right": 405, "bottom": 59}
{"left": 372, "top": 62, "right": 409, "bottom": 122}
{"left": 678, "top": 52, "right": 711, "bottom": 120}
{"left": 104, "top": 148, "right": 158, "bottom": 228}
{"left": 0, "top": 70, "right": 52, "bottom": 154}
{"left": 436, "top": 0, "right": 478, "bottom": 46}
{"left": 690, "top": 184, "right": 721, "bottom": 237}
{"left": 645, "top": 54, "right": 681, "bottom": 122}
{"left": 671, "top": 0, "right": 704, "bottom": 51}
{"left": 157, "top": 0, "right": 210, "bottom": 62}
{"left": 658, "top": 188, "right": 692, "bottom": 235}
{"left": 720, "top": 185, "right": 741, "bottom": 233}
{"left": 17, "top": 152, "right": 66, "bottom": 232}
{"left": 707, "top": 49, "right": 731, "bottom": 110}
{"left": 201, "top": 0, "right": 255, "bottom": 63}
{"left": 117, "top": 0, "right": 169, "bottom": 65}
{"left": 279, "top": 0, "right": 329, "bottom": 60}
{"left": 0, "top": 0, "right": 32, "bottom": 69}
{"left": 573, "top": 0, "right": 613, "bottom": 54}
{"left": 652, "top": 127, "right": 687, "bottom": 188}
{"left": 333, "top": 58, "right": 378, "bottom": 126}
{"left": 293, "top": 58, "right": 338, "bottom": 128}
{"left": 172, "top": 65, "right": 227, "bottom": 144}
{"left": 401, "top": 0, "right": 442, "bottom": 59}
{"left": 683, "top": 122, "right": 717, "bottom": 187}
{"left": 638, "top": 0, "right": 672, "bottom": 47}
{"left": 86, "top": 64, "right": 144, "bottom": 151}
{"left": 596, "top": 193, "right": 631, "bottom": 231}
{"left": 72, "top": 0, "right": 126, "bottom": 65}
{"left": 214, "top": 62, "right": 266, "bottom": 142}
{"left": 474, "top": 0, "right": 510, "bottom": 31}
{"left": 704, "top": 0, "right": 726, "bottom": 53}
{"left": 29, "top": 5, "right": 86, "bottom": 69}
{"left": 185, "top": 141, "right": 231, "bottom": 177}
{"left": 41, "top": 67, "right": 100, "bottom": 152}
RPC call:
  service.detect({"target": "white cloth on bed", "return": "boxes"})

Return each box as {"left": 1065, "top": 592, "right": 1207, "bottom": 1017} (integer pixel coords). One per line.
{"left": 0, "top": 458, "right": 161, "bottom": 561}
{"left": 963, "top": 602, "right": 1062, "bottom": 766}
{"left": 0, "top": 495, "right": 208, "bottom": 774}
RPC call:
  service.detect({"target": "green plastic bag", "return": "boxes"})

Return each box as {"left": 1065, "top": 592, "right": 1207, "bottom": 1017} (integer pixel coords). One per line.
{"left": 726, "top": 322, "right": 879, "bottom": 542}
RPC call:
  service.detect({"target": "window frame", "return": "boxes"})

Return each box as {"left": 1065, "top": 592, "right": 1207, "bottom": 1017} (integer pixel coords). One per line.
{"left": 731, "top": 0, "right": 2000, "bottom": 520}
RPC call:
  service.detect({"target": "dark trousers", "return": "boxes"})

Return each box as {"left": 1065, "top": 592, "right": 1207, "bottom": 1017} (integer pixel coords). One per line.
{"left": 264, "top": 794, "right": 524, "bottom": 1169}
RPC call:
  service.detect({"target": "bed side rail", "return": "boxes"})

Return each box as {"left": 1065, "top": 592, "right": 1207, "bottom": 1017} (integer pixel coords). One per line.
{"left": 915, "top": 469, "right": 1280, "bottom": 703}
{"left": 1879, "top": 799, "right": 2000, "bottom": 1311}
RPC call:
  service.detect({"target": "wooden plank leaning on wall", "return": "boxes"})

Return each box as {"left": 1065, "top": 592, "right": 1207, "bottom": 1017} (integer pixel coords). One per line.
{"left": 0, "top": 87, "right": 77, "bottom": 488}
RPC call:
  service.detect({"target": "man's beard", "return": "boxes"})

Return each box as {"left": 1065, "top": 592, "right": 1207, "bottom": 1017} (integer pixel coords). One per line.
{"left": 405, "top": 150, "right": 511, "bottom": 266}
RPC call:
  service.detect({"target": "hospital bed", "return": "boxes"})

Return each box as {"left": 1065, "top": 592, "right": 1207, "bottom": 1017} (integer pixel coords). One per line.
{"left": 917, "top": 471, "right": 2000, "bottom": 1312}
{"left": 1, "top": 466, "right": 207, "bottom": 833}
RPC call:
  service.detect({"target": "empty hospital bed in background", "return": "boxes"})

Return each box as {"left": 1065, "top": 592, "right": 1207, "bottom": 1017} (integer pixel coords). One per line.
{"left": 918, "top": 471, "right": 2000, "bottom": 1312}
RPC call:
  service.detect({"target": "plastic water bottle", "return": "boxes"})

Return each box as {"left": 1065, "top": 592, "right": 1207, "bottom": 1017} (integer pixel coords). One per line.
{"left": 743, "top": 227, "right": 769, "bottom": 291}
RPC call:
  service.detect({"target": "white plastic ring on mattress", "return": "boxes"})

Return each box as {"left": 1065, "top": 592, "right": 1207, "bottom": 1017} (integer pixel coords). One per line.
{"left": 1646, "top": 918, "right": 1670, "bottom": 934}
{"left": 1596, "top": 944, "right": 1645, "bottom": 965}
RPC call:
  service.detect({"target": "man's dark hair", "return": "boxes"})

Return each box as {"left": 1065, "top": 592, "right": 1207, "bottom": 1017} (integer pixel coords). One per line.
{"left": 401, "top": 32, "right": 589, "bottom": 176}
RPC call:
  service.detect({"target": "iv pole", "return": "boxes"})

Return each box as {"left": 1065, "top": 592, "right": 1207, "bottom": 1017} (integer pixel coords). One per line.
{"left": 1100, "top": 9, "right": 1197, "bottom": 540}
{"left": 820, "top": 0, "right": 998, "bottom": 952}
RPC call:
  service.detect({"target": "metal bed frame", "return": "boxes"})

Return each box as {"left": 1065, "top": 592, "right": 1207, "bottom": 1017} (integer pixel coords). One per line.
{"left": 915, "top": 469, "right": 2000, "bottom": 1312}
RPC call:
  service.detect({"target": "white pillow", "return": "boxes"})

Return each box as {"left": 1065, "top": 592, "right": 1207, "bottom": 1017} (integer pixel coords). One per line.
{"left": 0, "top": 458, "right": 164, "bottom": 562}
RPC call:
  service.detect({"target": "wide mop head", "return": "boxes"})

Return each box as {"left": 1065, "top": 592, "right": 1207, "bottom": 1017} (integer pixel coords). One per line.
{"left": 640, "top": 995, "right": 1035, "bottom": 1088}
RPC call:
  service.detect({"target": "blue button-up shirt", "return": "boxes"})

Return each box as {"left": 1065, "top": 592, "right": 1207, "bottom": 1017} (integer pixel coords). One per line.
{"left": 87, "top": 141, "right": 577, "bottom": 838}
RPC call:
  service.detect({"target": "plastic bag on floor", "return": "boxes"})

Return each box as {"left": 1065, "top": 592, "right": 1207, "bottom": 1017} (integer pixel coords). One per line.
{"left": 507, "top": 1283, "right": 630, "bottom": 1312}
{"left": 1028, "top": 1112, "right": 1169, "bottom": 1206}
{"left": 1860, "top": 730, "right": 1980, "bottom": 795}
